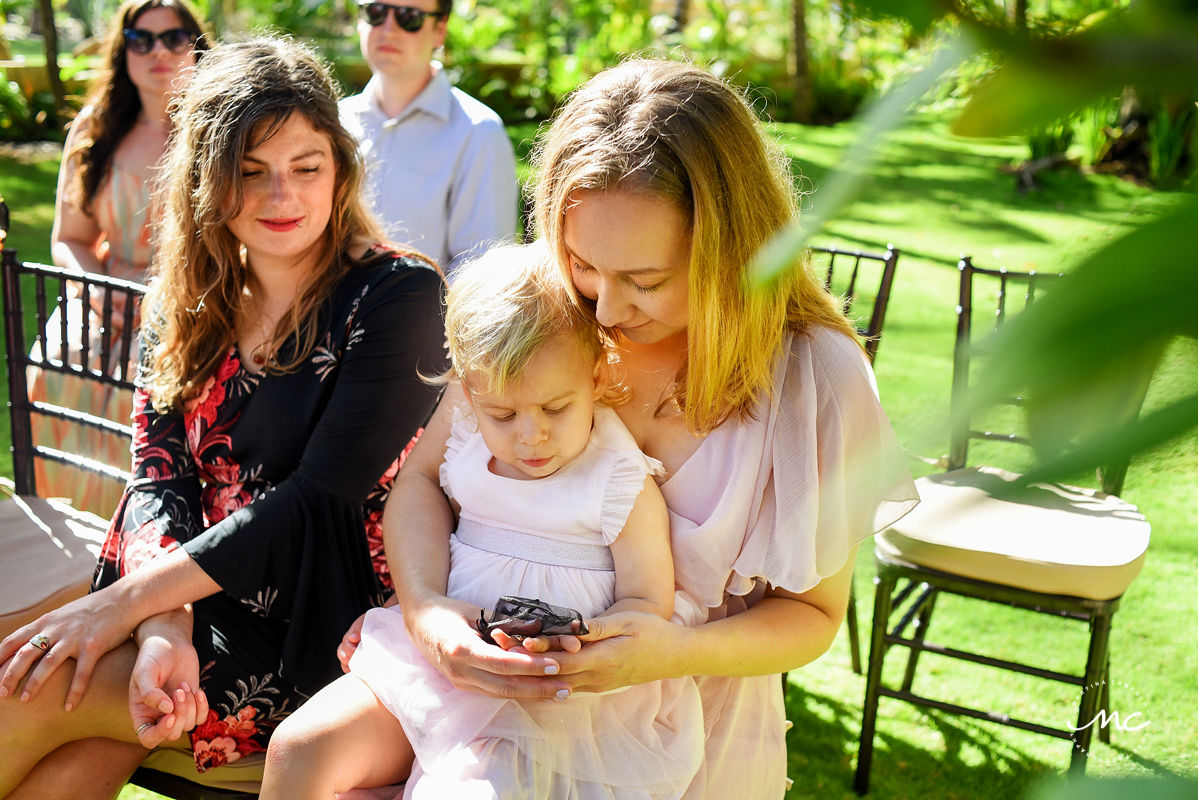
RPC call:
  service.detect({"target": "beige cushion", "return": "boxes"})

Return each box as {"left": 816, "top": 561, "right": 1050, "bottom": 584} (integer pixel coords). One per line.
{"left": 876, "top": 466, "right": 1149, "bottom": 600}
{"left": 140, "top": 744, "right": 265, "bottom": 792}
{"left": 0, "top": 483, "right": 107, "bottom": 638}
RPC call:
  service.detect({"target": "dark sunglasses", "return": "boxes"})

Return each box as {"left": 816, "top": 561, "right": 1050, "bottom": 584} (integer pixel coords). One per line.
{"left": 358, "top": 3, "right": 445, "bottom": 32}
{"left": 123, "top": 27, "right": 195, "bottom": 55}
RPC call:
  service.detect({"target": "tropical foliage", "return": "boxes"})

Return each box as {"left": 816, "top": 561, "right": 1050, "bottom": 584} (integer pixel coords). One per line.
{"left": 751, "top": 0, "right": 1198, "bottom": 493}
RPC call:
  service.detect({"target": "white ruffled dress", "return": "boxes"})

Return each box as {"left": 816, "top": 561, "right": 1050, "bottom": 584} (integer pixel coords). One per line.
{"left": 350, "top": 405, "right": 704, "bottom": 799}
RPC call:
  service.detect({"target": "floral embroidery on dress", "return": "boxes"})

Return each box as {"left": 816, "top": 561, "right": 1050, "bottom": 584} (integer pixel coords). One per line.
{"left": 240, "top": 586, "right": 279, "bottom": 617}
{"left": 345, "top": 321, "right": 366, "bottom": 352}
{"left": 312, "top": 333, "right": 340, "bottom": 382}
{"left": 363, "top": 431, "right": 421, "bottom": 591}
{"left": 191, "top": 707, "right": 267, "bottom": 771}
{"left": 190, "top": 671, "right": 289, "bottom": 772}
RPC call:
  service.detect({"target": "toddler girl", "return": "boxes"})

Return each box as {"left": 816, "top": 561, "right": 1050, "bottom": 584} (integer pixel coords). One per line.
{"left": 262, "top": 243, "right": 702, "bottom": 799}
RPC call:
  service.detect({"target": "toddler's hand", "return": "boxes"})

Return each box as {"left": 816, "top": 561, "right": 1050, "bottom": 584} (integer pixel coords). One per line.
{"left": 337, "top": 612, "right": 367, "bottom": 673}
{"left": 491, "top": 629, "right": 582, "bottom": 654}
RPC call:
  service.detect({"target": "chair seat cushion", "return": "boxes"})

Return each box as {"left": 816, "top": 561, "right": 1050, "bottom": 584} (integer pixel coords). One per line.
{"left": 875, "top": 466, "right": 1149, "bottom": 600}
{"left": 0, "top": 484, "right": 108, "bottom": 638}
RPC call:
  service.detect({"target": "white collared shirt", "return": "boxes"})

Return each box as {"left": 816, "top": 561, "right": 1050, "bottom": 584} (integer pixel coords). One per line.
{"left": 340, "top": 63, "right": 519, "bottom": 279}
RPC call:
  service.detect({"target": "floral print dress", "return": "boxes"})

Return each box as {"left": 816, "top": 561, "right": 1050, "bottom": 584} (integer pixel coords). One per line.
{"left": 92, "top": 252, "right": 446, "bottom": 771}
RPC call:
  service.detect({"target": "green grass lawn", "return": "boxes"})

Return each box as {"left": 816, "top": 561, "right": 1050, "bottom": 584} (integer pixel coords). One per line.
{"left": 3, "top": 110, "right": 1195, "bottom": 799}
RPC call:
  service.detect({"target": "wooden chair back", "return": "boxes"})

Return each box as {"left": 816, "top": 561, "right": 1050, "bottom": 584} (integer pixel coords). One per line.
{"left": 811, "top": 244, "right": 900, "bottom": 363}
{"left": 2, "top": 250, "right": 144, "bottom": 497}
{"left": 947, "top": 257, "right": 1142, "bottom": 495}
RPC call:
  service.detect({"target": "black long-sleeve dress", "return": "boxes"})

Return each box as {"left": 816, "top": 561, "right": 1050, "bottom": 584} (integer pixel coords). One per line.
{"left": 92, "top": 251, "right": 446, "bottom": 771}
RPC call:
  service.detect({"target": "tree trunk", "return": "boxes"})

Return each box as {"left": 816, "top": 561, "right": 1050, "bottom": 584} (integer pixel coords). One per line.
{"left": 1010, "top": 0, "right": 1028, "bottom": 31}
{"left": 36, "top": 0, "right": 66, "bottom": 119}
{"left": 670, "top": 0, "right": 689, "bottom": 34}
{"left": 791, "top": 0, "right": 814, "bottom": 123}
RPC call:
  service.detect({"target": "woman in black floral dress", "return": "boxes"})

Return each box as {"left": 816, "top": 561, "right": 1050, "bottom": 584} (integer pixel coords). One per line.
{"left": 0, "top": 37, "right": 445, "bottom": 793}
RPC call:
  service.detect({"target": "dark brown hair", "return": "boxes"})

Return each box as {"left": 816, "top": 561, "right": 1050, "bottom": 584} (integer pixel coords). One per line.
{"left": 143, "top": 36, "right": 402, "bottom": 411}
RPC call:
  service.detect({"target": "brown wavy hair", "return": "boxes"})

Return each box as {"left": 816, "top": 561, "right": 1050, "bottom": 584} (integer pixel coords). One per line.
{"left": 533, "top": 59, "right": 858, "bottom": 435}
{"left": 143, "top": 36, "right": 397, "bottom": 412}
{"left": 65, "top": 0, "right": 208, "bottom": 212}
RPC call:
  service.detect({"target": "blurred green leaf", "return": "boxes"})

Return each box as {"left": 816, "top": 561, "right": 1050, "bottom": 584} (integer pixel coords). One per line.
{"left": 955, "top": 2, "right": 1198, "bottom": 136}
{"left": 1029, "top": 774, "right": 1198, "bottom": 800}
{"left": 749, "top": 35, "right": 974, "bottom": 285}
{"left": 1021, "top": 390, "right": 1198, "bottom": 488}
{"left": 967, "top": 195, "right": 1198, "bottom": 479}
{"left": 847, "top": 0, "right": 945, "bottom": 35}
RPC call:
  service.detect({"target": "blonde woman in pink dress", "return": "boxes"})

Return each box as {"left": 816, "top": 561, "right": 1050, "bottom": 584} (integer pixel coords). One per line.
{"left": 262, "top": 243, "right": 703, "bottom": 799}
{"left": 339, "top": 60, "right": 920, "bottom": 798}
{"left": 36, "top": 0, "right": 206, "bottom": 516}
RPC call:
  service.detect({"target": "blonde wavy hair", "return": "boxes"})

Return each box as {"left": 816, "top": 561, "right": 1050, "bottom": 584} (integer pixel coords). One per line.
{"left": 442, "top": 242, "right": 606, "bottom": 399}
{"left": 142, "top": 36, "right": 392, "bottom": 412}
{"left": 532, "top": 59, "right": 857, "bottom": 435}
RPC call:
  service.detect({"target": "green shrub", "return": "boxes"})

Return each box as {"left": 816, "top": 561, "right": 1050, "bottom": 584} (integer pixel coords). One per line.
{"left": 0, "top": 79, "right": 67, "bottom": 142}
{"left": 1074, "top": 96, "right": 1120, "bottom": 167}
{"left": 1147, "top": 102, "right": 1195, "bottom": 188}
{"left": 1027, "top": 118, "right": 1075, "bottom": 161}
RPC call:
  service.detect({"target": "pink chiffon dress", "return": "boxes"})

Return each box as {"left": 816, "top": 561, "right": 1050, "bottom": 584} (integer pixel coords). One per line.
{"left": 660, "top": 327, "right": 919, "bottom": 798}
{"left": 350, "top": 405, "right": 704, "bottom": 800}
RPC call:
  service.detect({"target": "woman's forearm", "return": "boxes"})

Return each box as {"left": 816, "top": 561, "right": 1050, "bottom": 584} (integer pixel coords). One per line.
{"left": 50, "top": 238, "right": 104, "bottom": 275}
{"left": 134, "top": 605, "right": 194, "bottom": 648}
{"left": 676, "top": 546, "right": 856, "bottom": 679}
{"left": 112, "top": 549, "right": 221, "bottom": 634}
{"left": 681, "top": 595, "right": 841, "bottom": 678}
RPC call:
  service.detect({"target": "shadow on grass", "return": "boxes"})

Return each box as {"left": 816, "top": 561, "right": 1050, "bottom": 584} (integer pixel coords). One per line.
{"left": 783, "top": 681, "right": 1055, "bottom": 800}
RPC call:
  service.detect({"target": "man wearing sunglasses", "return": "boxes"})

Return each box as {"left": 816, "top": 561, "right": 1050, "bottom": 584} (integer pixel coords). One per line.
{"left": 341, "top": 0, "right": 518, "bottom": 279}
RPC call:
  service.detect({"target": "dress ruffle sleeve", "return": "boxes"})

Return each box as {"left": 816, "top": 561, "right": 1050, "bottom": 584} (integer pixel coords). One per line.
{"left": 594, "top": 406, "right": 665, "bottom": 544}
{"left": 181, "top": 263, "right": 446, "bottom": 694}
{"left": 438, "top": 402, "right": 475, "bottom": 501}
{"left": 664, "top": 327, "right": 919, "bottom": 614}
{"left": 725, "top": 328, "right": 918, "bottom": 600}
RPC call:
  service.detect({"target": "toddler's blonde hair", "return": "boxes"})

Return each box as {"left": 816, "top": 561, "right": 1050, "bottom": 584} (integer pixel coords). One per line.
{"left": 443, "top": 242, "right": 605, "bottom": 398}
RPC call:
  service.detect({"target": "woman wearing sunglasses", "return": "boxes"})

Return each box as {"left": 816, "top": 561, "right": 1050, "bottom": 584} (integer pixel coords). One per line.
{"left": 340, "top": 0, "right": 518, "bottom": 279}
{"left": 34, "top": 0, "right": 208, "bottom": 517}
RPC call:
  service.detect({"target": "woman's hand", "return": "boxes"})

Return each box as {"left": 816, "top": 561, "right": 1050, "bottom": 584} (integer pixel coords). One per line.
{"left": 0, "top": 587, "right": 139, "bottom": 709}
{"left": 552, "top": 610, "right": 690, "bottom": 694}
{"left": 403, "top": 595, "right": 572, "bottom": 700}
{"left": 128, "top": 632, "right": 208, "bottom": 748}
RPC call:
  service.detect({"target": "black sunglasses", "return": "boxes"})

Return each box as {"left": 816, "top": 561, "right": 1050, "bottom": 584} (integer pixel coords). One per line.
{"left": 123, "top": 27, "right": 195, "bottom": 55}
{"left": 358, "top": 3, "right": 445, "bottom": 32}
